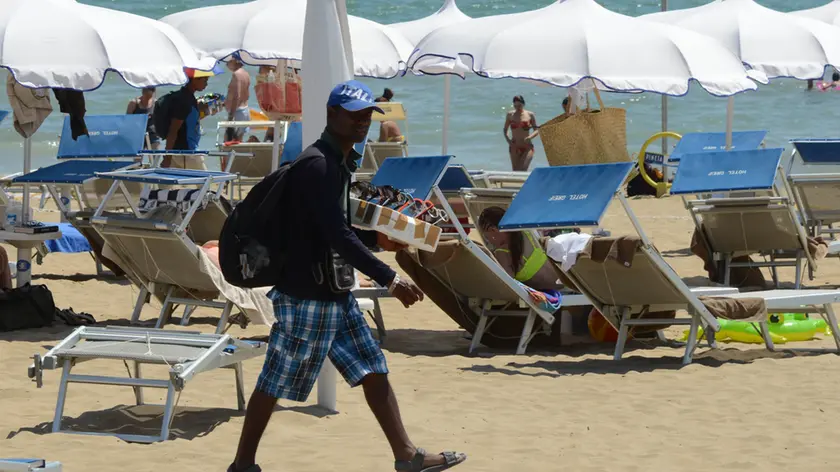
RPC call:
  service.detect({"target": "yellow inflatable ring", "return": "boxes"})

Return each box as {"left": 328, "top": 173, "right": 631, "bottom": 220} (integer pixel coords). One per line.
{"left": 637, "top": 131, "right": 682, "bottom": 197}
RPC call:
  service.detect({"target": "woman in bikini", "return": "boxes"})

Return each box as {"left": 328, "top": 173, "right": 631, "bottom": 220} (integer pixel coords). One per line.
{"left": 478, "top": 206, "right": 559, "bottom": 293}
{"left": 503, "top": 95, "right": 539, "bottom": 171}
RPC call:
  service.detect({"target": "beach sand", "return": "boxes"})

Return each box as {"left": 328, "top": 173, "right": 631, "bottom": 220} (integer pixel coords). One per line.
{"left": 3, "top": 196, "right": 840, "bottom": 472}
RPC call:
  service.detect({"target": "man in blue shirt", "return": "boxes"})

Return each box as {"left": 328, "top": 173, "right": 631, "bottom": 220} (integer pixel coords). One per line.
{"left": 163, "top": 68, "right": 209, "bottom": 167}
{"left": 228, "top": 80, "right": 467, "bottom": 472}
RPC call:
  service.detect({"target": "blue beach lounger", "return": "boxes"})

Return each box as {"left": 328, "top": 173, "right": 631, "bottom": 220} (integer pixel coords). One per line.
{"left": 671, "top": 148, "right": 818, "bottom": 289}
{"left": 499, "top": 163, "right": 840, "bottom": 363}
{"left": 376, "top": 156, "right": 568, "bottom": 353}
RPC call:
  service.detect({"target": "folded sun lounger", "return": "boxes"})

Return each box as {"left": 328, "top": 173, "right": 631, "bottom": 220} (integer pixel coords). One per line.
{"left": 27, "top": 326, "right": 265, "bottom": 443}
{"left": 499, "top": 162, "right": 840, "bottom": 363}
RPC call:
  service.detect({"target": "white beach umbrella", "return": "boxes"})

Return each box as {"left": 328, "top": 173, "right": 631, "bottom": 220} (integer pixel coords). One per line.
{"left": 391, "top": 0, "right": 470, "bottom": 45}
{"left": 409, "top": 0, "right": 762, "bottom": 97}
{"left": 390, "top": 0, "right": 471, "bottom": 154}
{"left": 791, "top": 0, "right": 840, "bottom": 27}
{"left": 0, "top": 0, "right": 217, "bottom": 90}
{"left": 644, "top": 0, "right": 840, "bottom": 147}
{"left": 161, "top": 0, "right": 412, "bottom": 79}
{"left": 645, "top": 0, "right": 840, "bottom": 80}
{"left": 300, "top": 0, "right": 355, "bottom": 412}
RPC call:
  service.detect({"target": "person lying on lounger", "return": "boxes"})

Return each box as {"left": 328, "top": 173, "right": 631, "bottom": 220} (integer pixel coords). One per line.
{"left": 478, "top": 206, "right": 561, "bottom": 299}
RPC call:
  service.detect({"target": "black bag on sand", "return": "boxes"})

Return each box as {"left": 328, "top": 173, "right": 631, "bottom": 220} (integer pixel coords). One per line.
{"left": 219, "top": 153, "right": 320, "bottom": 288}
{"left": 0, "top": 284, "right": 56, "bottom": 332}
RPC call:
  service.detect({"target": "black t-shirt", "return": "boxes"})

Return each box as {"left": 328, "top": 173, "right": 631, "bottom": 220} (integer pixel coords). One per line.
{"left": 168, "top": 87, "right": 200, "bottom": 150}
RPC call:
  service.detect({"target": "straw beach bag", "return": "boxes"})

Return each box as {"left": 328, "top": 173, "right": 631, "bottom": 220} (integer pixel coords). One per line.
{"left": 539, "top": 89, "right": 630, "bottom": 166}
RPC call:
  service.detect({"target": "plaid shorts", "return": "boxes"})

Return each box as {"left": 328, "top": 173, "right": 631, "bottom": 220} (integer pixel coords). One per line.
{"left": 255, "top": 290, "right": 389, "bottom": 401}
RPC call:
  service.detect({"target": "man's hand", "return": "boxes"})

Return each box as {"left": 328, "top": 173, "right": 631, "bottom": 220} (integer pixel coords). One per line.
{"left": 377, "top": 233, "right": 407, "bottom": 252}
{"left": 391, "top": 277, "right": 424, "bottom": 308}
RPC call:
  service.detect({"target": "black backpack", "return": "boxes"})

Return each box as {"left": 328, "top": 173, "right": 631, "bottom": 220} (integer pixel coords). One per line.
{"left": 152, "top": 90, "right": 180, "bottom": 140}
{"left": 218, "top": 153, "right": 319, "bottom": 288}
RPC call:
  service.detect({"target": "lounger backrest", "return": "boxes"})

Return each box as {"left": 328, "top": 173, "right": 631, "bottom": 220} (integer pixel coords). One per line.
{"left": 58, "top": 115, "right": 147, "bottom": 159}
{"left": 368, "top": 142, "right": 408, "bottom": 168}
{"left": 789, "top": 180, "right": 840, "bottom": 224}
{"left": 418, "top": 241, "right": 523, "bottom": 302}
{"left": 669, "top": 130, "right": 767, "bottom": 163}
{"left": 188, "top": 202, "right": 227, "bottom": 245}
{"left": 697, "top": 202, "right": 801, "bottom": 252}
{"left": 565, "top": 244, "right": 688, "bottom": 308}
{"left": 221, "top": 143, "right": 276, "bottom": 176}
{"left": 96, "top": 220, "right": 217, "bottom": 294}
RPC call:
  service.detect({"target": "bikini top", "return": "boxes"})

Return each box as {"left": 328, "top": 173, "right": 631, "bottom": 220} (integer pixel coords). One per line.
{"left": 510, "top": 120, "right": 531, "bottom": 130}
{"left": 494, "top": 231, "right": 549, "bottom": 283}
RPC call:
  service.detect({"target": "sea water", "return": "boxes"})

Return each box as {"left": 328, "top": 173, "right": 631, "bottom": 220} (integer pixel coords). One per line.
{"left": 0, "top": 0, "right": 836, "bottom": 174}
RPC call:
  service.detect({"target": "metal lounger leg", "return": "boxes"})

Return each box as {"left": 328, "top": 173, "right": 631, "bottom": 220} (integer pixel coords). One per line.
{"left": 469, "top": 310, "right": 489, "bottom": 354}
{"left": 158, "top": 383, "right": 177, "bottom": 442}
{"left": 52, "top": 359, "right": 72, "bottom": 433}
{"left": 613, "top": 308, "right": 631, "bottom": 361}
{"left": 133, "top": 361, "right": 144, "bottom": 406}
{"left": 516, "top": 310, "right": 537, "bottom": 355}
{"left": 130, "top": 287, "right": 148, "bottom": 325}
{"left": 770, "top": 254, "right": 779, "bottom": 288}
{"left": 759, "top": 321, "right": 775, "bottom": 352}
{"left": 215, "top": 300, "right": 234, "bottom": 334}
{"left": 371, "top": 298, "right": 386, "bottom": 342}
{"left": 234, "top": 363, "right": 246, "bottom": 411}
{"left": 155, "top": 287, "right": 175, "bottom": 329}
{"left": 723, "top": 255, "right": 732, "bottom": 287}
{"left": 682, "top": 317, "right": 701, "bottom": 365}
{"left": 705, "top": 327, "right": 718, "bottom": 349}
{"left": 180, "top": 305, "right": 197, "bottom": 326}
{"left": 823, "top": 304, "right": 840, "bottom": 351}
{"left": 794, "top": 252, "right": 803, "bottom": 289}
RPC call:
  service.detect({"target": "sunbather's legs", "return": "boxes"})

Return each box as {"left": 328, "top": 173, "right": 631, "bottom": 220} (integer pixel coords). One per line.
{"left": 361, "top": 373, "right": 448, "bottom": 468}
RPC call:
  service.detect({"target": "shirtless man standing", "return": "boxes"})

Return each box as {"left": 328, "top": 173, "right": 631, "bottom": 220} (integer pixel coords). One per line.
{"left": 225, "top": 56, "right": 252, "bottom": 141}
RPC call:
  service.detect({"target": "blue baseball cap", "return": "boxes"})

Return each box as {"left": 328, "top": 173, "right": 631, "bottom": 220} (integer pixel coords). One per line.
{"left": 327, "top": 80, "right": 384, "bottom": 114}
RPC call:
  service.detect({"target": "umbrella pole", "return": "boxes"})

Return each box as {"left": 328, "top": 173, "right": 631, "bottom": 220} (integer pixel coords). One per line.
{"left": 725, "top": 96, "right": 734, "bottom": 150}
{"left": 442, "top": 75, "right": 451, "bottom": 154}
{"left": 22, "top": 136, "right": 30, "bottom": 224}
{"left": 661, "top": 96, "right": 668, "bottom": 154}
{"left": 661, "top": 0, "right": 668, "bottom": 155}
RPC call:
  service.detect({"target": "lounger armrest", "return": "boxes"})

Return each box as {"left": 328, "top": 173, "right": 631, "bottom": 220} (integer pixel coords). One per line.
{"left": 687, "top": 196, "right": 789, "bottom": 207}
{"left": 789, "top": 173, "right": 840, "bottom": 183}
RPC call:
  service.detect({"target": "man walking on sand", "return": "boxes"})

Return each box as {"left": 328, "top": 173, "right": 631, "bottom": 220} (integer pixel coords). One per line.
{"left": 228, "top": 80, "right": 467, "bottom": 472}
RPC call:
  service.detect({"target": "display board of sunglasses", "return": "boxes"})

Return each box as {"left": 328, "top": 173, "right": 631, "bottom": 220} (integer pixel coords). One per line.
{"left": 349, "top": 182, "right": 444, "bottom": 252}
{"left": 350, "top": 182, "right": 450, "bottom": 226}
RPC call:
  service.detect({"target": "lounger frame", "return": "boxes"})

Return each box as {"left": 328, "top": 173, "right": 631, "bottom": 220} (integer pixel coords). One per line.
{"left": 27, "top": 326, "right": 265, "bottom": 443}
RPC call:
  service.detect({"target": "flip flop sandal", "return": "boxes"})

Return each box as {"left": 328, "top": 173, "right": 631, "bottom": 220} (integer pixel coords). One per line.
{"left": 226, "top": 464, "right": 261, "bottom": 472}
{"left": 394, "top": 448, "right": 467, "bottom": 472}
